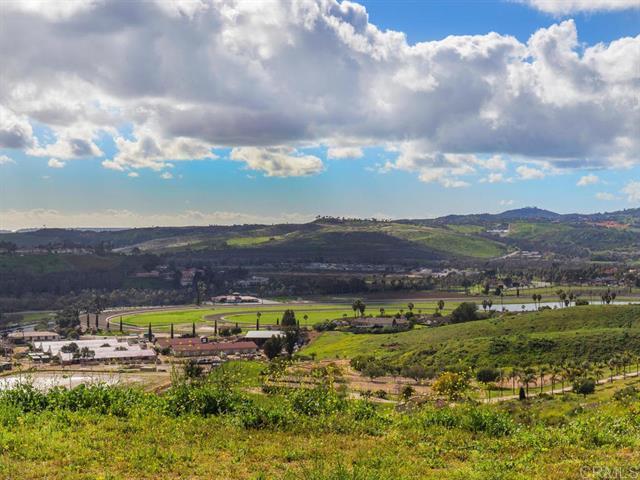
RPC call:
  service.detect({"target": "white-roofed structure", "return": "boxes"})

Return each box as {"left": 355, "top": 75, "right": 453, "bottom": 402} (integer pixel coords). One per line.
{"left": 34, "top": 338, "right": 156, "bottom": 364}
{"left": 244, "top": 330, "right": 284, "bottom": 346}
{"left": 244, "top": 330, "right": 284, "bottom": 339}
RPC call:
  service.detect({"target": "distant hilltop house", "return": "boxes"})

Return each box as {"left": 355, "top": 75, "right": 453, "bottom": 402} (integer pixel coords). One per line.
{"left": 486, "top": 223, "right": 510, "bottom": 236}
{"left": 7, "top": 331, "right": 60, "bottom": 344}
{"left": 33, "top": 338, "right": 156, "bottom": 364}
{"left": 179, "top": 267, "right": 203, "bottom": 287}
{"left": 213, "top": 293, "right": 261, "bottom": 304}
{"left": 235, "top": 276, "right": 269, "bottom": 288}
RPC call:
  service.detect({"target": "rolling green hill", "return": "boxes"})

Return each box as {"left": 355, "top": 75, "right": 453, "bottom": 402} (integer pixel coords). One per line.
{"left": 2, "top": 207, "right": 639, "bottom": 263}
{"left": 303, "top": 305, "right": 640, "bottom": 370}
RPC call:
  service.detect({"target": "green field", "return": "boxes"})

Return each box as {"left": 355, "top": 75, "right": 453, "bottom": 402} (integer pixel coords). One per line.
{"left": 303, "top": 305, "right": 640, "bottom": 369}
{"left": 381, "top": 223, "right": 507, "bottom": 258}
{"left": 122, "top": 302, "right": 461, "bottom": 327}
{"left": 1, "top": 363, "right": 639, "bottom": 479}
{"left": 226, "top": 235, "right": 283, "bottom": 247}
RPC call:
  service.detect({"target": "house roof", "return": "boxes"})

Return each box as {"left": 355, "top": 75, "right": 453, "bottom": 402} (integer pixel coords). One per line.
{"left": 8, "top": 331, "right": 59, "bottom": 339}
{"left": 245, "top": 330, "right": 284, "bottom": 339}
{"left": 156, "top": 337, "right": 208, "bottom": 348}
{"left": 172, "top": 341, "right": 258, "bottom": 354}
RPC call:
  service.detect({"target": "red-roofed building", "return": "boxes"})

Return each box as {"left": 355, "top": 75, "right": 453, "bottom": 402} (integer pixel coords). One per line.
{"left": 171, "top": 341, "right": 259, "bottom": 357}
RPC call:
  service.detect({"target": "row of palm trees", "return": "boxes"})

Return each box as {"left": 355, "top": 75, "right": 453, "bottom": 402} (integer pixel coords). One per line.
{"left": 485, "top": 353, "right": 640, "bottom": 398}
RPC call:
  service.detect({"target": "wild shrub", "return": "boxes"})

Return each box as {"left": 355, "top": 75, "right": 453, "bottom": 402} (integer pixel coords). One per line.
{"left": 290, "top": 385, "right": 346, "bottom": 416}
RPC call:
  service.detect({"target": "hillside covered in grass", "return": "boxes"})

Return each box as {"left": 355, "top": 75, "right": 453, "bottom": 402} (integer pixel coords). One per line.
{"left": 303, "top": 305, "right": 640, "bottom": 371}
{"left": 3, "top": 207, "right": 639, "bottom": 264}
{"left": 1, "top": 364, "right": 639, "bottom": 479}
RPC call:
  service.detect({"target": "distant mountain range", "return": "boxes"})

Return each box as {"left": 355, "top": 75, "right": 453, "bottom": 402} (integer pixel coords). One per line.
{"left": 1, "top": 207, "right": 638, "bottom": 264}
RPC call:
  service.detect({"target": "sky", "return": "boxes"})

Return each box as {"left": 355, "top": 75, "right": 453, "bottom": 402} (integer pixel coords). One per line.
{"left": 0, "top": 0, "right": 639, "bottom": 229}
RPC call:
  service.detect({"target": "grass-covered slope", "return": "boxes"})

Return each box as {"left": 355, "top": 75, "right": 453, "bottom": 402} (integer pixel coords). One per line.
{"left": 1, "top": 365, "right": 639, "bottom": 479}
{"left": 304, "top": 305, "right": 640, "bottom": 369}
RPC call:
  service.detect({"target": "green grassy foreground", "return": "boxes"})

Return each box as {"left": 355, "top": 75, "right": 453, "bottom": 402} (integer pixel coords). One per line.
{"left": 1, "top": 368, "right": 639, "bottom": 479}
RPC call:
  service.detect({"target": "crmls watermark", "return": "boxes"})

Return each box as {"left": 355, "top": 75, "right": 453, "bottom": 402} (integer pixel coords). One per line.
{"left": 580, "top": 466, "right": 640, "bottom": 479}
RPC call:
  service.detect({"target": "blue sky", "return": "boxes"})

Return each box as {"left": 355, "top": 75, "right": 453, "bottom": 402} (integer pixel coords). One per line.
{"left": 0, "top": 0, "right": 638, "bottom": 229}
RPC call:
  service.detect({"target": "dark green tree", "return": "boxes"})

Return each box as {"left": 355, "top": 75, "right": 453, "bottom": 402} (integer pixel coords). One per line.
{"left": 450, "top": 302, "right": 478, "bottom": 323}
{"left": 281, "top": 309, "right": 297, "bottom": 327}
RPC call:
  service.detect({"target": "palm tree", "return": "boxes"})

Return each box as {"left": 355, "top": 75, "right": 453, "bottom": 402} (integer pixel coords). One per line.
{"left": 379, "top": 307, "right": 385, "bottom": 317}
{"left": 622, "top": 351, "right": 632, "bottom": 379}
{"left": 509, "top": 367, "right": 519, "bottom": 395}
{"left": 437, "top": 300, "right": 445, "bottom": 313}
{"left": 256, "top": 312, "right": 261, "bottom": 330}
{"left": 607, "top": 358, "right": 616, "bottom": 383}
{"left": 407, "top": 302, "right": 414, "bottom": 313}
{"left": 593, "top": 362, "right": 605, "bottom": 384}
{"left": 550, "top": 366, "right": 562, "bottom": 395}
{"left": 538, "top": 365, "right": 548, "bottom": 394}
{"left": 519, "top": 367, "right": 537, "bottom": 396}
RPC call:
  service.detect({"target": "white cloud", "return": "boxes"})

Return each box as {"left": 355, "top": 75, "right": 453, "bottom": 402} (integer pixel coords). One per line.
{"left": 0, "top": 208, "right": 316, "bottom": 230}
{"left": 516, "top": 165, "right": 546, "bottom": 180}
{"left": 160, "top": 171, "right": 173, "bottom": 180}
{"left": 230, "top": 147, "right": 324, "bottom": 177}
{"left": 577, "top": 174, "right": 600, "bottom": 186}
{"left": 622, "top": 181, "right": 640, "bottom": 203}
{"left": 499, "top": 199, "right": 515, "bottom": 206}
{"left": 481, "top": 172, "right": 512, "bottom": 183}
{"left": 0, "top": 106, "right": 35, "bottom": 149}
{"left": 327, "top": 147, "right": 364, "bottom": 159}
{"left": 103, "top": 127, "right": 215, "bottom": 172}
{"left": 47, "top": 158, "right": 65, "bottom": 168}
{"left": 0, "top": 1, "right": 638, "bottom": 183}
{"left": 595, "top": 192, "right": 616, "bottom": 201}
{"left": 0, "top": 155, "right": 16, "bottom": 165}
{"left": 127, "top": 172, "right": 139, "bottom": 178}
{"left": 484, "top": 155, "right": 507, "bottom": 171}
{"left": 29, "top": 130, "right": 103, "bottom": 160}
{"left": 521, "top": 0, "right": 640, "bottom": 14}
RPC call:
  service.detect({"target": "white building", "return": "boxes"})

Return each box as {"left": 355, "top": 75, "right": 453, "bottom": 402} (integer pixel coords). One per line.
{"left": 8, "top": 331, "right": 60, "bottom": 343}
{"left": 34, "top": 338, "right": 156, "bottom": 364}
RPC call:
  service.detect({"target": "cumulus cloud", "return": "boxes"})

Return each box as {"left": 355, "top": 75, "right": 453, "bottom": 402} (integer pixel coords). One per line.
{"left": 0, "top": 106, "right": 35, "bottom": 149}
{"left": 0, "top": 155, "right": 16, "bottom": 165}
{"left": 160, "top": 171, "right": 173, "bottom": 180}
{"left": 481, "top": 172, "right": 510, "bottom": 183}
{"left": 327, "top": 147, "right": 364, "bottom": 159}
{"left": 230, "top": 147, "right": 324, "bottom": 177}
{"left": 47, "top": 158, "right": 65, "bottom": 168}
{"left": 128, "top": 172, "right": 139, "bottom": 178}
{"left": 484, "top": 155, "right": 507, "bottom": 171}
{"left": 622, "top": 181, "right": 640, "bottom": 203}
{"left": 577, "top": 174, "right": 599, "bottom": 186}
{"left": 102, "top": 127, "right": 216, "bottom": 172}
{"left": 595, "top": 192, "right": 616, "bottom": 201}
{"left": 521, "top": 0, "right": 640, "bottom": 14}
{"left": 516, "top": 165, "right": 546, "bottom": 180}
{"left": 0, "top": 1, "right": 638, "bottom": 182}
